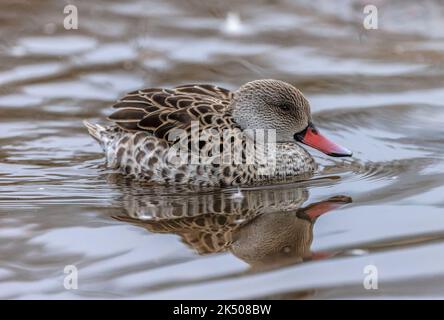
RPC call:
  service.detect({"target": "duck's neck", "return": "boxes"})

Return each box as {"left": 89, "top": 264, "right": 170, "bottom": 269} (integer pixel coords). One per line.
{"left": 230, "top": 102, "right": 248, "bottom": 131}
{"left": 254, "top": 142, "right": 316, "bottom": 179}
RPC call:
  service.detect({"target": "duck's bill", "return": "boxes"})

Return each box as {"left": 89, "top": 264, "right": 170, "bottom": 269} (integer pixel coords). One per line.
{"left": 294, "top": 123, "right": 352, "bottom": 157}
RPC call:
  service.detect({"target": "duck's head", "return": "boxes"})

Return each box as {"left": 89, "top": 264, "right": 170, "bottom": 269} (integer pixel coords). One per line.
{"left": 232, "top": 79, "right": 352, "bottom": 157}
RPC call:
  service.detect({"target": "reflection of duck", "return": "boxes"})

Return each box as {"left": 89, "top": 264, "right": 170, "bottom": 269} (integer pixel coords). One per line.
{"left": 85, "top": 79, "right": 351, "bottom": 186}
{"left": 230, "top": 196, "right": 350, "bottom": 270}
{"left": 113, "top": 183, "right": 351, "bottom": 269}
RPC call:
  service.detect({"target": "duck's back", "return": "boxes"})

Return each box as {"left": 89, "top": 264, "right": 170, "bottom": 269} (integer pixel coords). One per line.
{"left": 108, "top": 84, "right": 236, "bottom": 138}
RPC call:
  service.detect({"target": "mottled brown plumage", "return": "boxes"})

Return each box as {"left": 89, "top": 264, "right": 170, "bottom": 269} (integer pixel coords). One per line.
{"left": 108, "top": 84, "right": 235, "bottom": 139}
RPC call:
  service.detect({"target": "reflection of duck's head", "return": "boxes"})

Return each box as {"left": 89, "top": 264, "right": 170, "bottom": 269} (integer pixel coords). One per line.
{"left": 230, "top": 211, "right": 312, "bottom": 267}
{"left": 230, "top": 196, "right": 351, "bottom": 269}
{"left": 113, "top": 182, "right": 351, "bottom": 269}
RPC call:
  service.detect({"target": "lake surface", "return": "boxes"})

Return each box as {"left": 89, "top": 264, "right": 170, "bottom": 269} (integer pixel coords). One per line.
{"left": 1, "top": 0, "right": 444, "bottom": 299}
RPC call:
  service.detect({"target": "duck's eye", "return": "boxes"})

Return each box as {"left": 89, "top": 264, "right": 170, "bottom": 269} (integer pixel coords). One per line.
{"left": 279, "top": 104, "right": 292, "bottom": 112}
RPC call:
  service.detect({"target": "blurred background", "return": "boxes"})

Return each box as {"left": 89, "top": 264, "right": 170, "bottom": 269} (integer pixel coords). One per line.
{"left": 1, "top": 0, "right": 444, "bottom": 299}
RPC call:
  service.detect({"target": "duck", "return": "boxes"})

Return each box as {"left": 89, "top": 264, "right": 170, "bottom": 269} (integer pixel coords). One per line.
{"left": 84, "top": 79, "right": 352, "bottom": 186}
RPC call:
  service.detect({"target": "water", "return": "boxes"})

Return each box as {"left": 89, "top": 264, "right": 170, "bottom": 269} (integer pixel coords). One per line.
{"left": 1, "top": 0, "right": 444, "bottom": 299}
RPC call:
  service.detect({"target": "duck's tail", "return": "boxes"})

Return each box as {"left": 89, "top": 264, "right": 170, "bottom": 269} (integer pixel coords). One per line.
{"left": 83, "top": 120, "right": 107, "bottom": 144}
{"left": 84, "top": 120, "right": 124, "bottom": 152}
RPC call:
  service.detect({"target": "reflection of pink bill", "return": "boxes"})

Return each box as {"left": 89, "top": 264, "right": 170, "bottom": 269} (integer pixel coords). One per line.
{"left": 304, "top": 195, "right": 352, "bottom": 221}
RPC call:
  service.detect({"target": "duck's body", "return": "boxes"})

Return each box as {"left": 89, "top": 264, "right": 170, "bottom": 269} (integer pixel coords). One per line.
{"left": 85, "top": 122, "right": 316, "bottom": 186}
{"left": 85, "top": 80, "right": 351, "bottom": 186}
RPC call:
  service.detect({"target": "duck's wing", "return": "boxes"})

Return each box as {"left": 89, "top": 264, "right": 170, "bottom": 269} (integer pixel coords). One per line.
{"left": 108, "top": 84, "right": 238, "bottom": 143}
